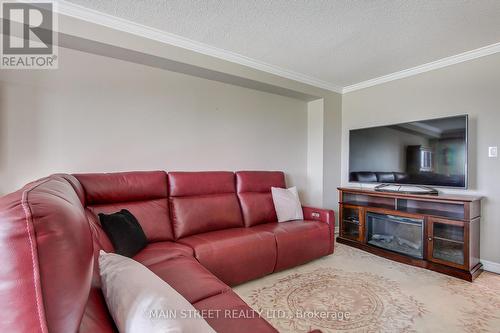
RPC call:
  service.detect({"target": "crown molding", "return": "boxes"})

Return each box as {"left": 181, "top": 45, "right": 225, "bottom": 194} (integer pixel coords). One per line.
{"left": 55, "top": 1, "right": 343, "bottom": 93}
{"left": 54, "top": 1, "right": 500, "bottom": 95}
{"left": 342, "top": 42, "right": 500, "bottom": 93}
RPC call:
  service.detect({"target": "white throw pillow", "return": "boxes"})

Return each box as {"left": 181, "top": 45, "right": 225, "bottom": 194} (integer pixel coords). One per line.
{"left": 99, "top": 251, "right": 216, "bottom": 333}
{"left": 271, "top": 186, "right": 304, "bottom": 222}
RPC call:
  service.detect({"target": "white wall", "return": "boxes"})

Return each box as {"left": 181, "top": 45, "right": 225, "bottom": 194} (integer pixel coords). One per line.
{"left": 342, "top": 53, "right": 500, "bottom": 266}
{"left": 0, "top": 46, "right": 308, "bottom": 195}
{"left": 305, "top": 99, "right": 324, "bottom": 206}
{"left": 323, "top": 93, "right": 343, "bottom": 223}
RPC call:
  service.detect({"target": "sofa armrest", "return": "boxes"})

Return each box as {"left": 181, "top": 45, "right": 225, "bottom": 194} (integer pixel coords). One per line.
{"left": 302, "top": 206, "right": 335, "bottom": 225}
{"left": 302, "top": 206, "right": 335, "bottom": 254}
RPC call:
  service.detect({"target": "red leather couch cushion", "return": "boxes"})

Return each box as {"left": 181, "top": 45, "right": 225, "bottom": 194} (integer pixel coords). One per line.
{"left": 137, "top": 255, "right": 230, "bottom": 304}
{"left": 178, "top": 228, "right": 277, "bottom": 286}
{"left": 132, "top": 242, "right": 194, "bottom": 266}
{"left": 169, "top": 172, "right": 243, "bottom": 239}
{"left": 0, "top": 175, "right": 93, "bottom": 333}
{"left": 169, "top": 171, "right": 236, "bottom": 196}
{"left": 75, "top": 171, "right": 174, "bottom": 242}
{"left": 75, "top": 171, "right": 168, "bottom": 204}
{"left": 79, "top": 287, "right": 117, "bottom": 333}
{"left": 253, "top": 221, "right": 331, "bottom": 271}
{"left": 193, "top": 290, "right": 278, "bottom": 333}
{"left": 236, "top": 171, "right": 286, "bottom": 227}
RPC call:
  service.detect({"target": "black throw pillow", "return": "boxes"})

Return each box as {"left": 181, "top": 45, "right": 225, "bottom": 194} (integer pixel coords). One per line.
{"left": 98, "top": 209, "right": 147, "bottom": 257}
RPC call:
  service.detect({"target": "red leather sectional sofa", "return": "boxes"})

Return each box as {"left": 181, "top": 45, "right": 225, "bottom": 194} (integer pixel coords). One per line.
{"left": 0, "top": 170, "right": 334, "bottom": 333}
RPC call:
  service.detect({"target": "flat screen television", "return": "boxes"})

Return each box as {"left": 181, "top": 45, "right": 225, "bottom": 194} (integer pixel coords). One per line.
{"left": 349, "top": 115, "right": 468, "bottom": 189}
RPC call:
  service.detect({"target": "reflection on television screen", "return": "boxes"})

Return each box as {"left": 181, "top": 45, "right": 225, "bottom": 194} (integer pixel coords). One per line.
{"left": 349, "top": 115, "right": 467, "bottom": 188}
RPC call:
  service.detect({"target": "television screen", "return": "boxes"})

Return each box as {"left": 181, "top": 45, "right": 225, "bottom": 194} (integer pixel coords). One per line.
{"left": 349, "top": 115, "right": 468, "bottom": 188}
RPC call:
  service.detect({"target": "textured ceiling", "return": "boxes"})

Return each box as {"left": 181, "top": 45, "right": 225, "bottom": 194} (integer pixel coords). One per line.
{"left": 65, "top": 0, "right": 500, "bottom": 88}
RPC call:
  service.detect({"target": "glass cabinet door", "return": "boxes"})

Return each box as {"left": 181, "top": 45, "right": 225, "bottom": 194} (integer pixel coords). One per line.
{"left": 341, "top": 206, "right": 363, "bottom": 242}
{"left": 428, "top": 218, "right": 467, "bottom": 269}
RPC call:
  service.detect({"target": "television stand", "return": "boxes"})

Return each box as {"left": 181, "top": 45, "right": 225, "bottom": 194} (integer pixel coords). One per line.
{"left": 374, "top": 184, "right": 439, "bottom": 195}
{"left": 338, "top": 187, "right": 483, "bottom": 281}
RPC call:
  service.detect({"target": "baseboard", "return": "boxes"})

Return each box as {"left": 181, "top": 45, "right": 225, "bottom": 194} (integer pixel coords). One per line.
{"left": 481, "top": 259, "right": 500, "bottom": 274}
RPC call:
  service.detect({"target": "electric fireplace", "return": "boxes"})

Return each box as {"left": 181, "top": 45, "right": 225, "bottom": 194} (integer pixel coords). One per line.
{"left": 366, "top": 212, "right": 424, "bottom": 259}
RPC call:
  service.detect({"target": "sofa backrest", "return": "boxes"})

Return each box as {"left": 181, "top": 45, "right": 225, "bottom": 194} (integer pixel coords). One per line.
{"left": 236, "top": 171, "right": 286, "bottom": 227}
{"left": 0, "top": 174, "right": 93, "bottom": 333}
{"left": 74, "top": 171, "right": 173, "bottom": 243}
{"left": 169, "top": 171, "right": 244, "bottom": 239}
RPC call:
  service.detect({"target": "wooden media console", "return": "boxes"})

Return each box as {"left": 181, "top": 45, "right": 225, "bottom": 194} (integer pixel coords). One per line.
{"left": 338, "top": 187, "right": 482, "bottom": 281}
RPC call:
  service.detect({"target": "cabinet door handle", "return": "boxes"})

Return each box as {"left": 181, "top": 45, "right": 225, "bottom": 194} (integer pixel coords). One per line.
{"left": 428, "top": 237, "right": 432, "bottom": 241}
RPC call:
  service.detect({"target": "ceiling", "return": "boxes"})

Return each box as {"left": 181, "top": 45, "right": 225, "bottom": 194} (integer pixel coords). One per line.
{"left": 63, "top": 0, "right": 500, "bottom": 92}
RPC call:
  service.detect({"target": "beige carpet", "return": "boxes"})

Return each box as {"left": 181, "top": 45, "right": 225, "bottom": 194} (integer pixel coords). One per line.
{"left": 234, "top": 244, "right": 500, "bottom": 333}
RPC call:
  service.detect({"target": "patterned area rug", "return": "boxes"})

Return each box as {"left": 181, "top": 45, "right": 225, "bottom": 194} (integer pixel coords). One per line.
{"left": 233, "top": 244, "right": 500, "bottom": 333}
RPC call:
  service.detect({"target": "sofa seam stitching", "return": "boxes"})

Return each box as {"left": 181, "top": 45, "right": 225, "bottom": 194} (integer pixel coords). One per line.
{"left": 21, "top": 178, "right": 52, "bottom": 333}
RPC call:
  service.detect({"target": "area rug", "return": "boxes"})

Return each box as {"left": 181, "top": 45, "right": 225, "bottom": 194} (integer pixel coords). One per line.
{"left": 233, "top": 244, "right": 500, "bottom": 333}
